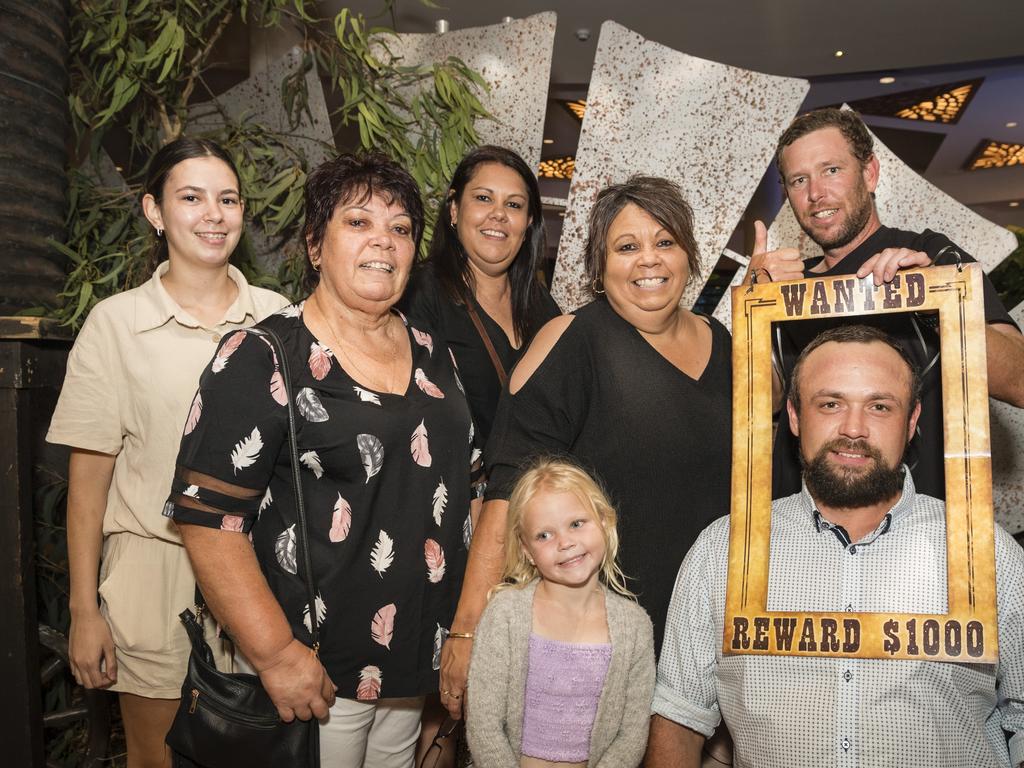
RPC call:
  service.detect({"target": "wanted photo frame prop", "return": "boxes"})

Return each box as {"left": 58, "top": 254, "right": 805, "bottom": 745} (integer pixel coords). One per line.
{"left": 724, "top": 264, "right": 997, "bottom": 663}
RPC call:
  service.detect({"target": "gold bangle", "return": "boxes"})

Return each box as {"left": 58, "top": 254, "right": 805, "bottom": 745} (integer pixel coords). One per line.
{"left": 447, "top": 631, "right": 474, "bottom": 639}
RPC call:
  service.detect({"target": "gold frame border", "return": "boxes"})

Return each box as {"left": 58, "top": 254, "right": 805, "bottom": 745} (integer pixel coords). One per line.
{"left": 724, "top": 264, "right": 997, "bottom": 663}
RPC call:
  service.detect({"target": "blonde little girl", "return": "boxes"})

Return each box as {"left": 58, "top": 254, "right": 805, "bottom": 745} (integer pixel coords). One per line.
{"left": 466, "top": 459, "right": 656, "bottom": 767}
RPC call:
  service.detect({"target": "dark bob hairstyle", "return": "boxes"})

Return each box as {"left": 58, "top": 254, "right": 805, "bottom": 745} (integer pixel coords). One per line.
{"left": 424, "top": 144, "right": 549, "bottom": 345}
{"left": 144, "top": 137, "right": 241, "bottom": 266}
{"left": 302, "top": 152, "right": 425, "bottom": 291}
{"left": 583, "top": 175, "right": 700, "bottom": 288}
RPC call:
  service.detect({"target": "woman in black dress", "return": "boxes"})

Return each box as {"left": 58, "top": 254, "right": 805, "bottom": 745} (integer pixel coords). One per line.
{"left": 441, "top": 176, "right": 733, "bottom": 718}
{"left": 401, "top": 145, "right": 560, "bottom": 448}
{"left": 401, "top": 145, "right": 560, "bottom": 761}
{"left": 167, "top": 153, "right": 478, "bottom": 767}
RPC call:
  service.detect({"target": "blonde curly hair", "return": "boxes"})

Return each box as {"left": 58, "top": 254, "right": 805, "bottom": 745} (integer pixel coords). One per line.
{"left": 495, "top": 457, "right": 633, "bottom": 598}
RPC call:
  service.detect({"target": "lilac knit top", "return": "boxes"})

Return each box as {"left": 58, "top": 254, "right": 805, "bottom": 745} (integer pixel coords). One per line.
{"left": 520, "top": 633, "right": 612, "bottom": 762}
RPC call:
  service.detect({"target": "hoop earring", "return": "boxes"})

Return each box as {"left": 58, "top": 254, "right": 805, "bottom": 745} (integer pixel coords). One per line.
{"left": 591, "top": 278, "right": 605, "bottom": 295}
{"left": 311, "top": 260, "right": 321, "bottom": 273}
{"left": 156, "top": 228, "right": 164, "bottom": 238}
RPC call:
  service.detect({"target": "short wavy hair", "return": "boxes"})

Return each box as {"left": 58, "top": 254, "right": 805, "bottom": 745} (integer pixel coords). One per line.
{"left": 495, "top": 457, "right": 633, "bottom": 599}
{"left": 302, "top": 152, "right": 424, "bottom": 291}
{"left": 583, "top": 175, "right": 700, "bottom": 289}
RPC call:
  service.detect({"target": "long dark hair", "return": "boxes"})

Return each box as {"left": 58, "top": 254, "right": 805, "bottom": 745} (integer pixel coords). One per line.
{"left": 143, "top": 137, "right": 242, "bottom": 267}
{"left": 425, "top": 145, "right": 549, "bottom": 345}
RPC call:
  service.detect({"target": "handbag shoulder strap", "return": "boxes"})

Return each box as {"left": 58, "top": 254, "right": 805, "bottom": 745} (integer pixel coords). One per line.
{"left": 464, "top": 299, "right": 508, "bottom": 388}
{"left": 247, "top": 326, "right": 321, "bottom": 649}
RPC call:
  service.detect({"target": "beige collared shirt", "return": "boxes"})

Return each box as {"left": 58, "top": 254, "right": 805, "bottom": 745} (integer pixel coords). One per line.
{"left": 47, "top": 262, "right": 290, "bottom": 541}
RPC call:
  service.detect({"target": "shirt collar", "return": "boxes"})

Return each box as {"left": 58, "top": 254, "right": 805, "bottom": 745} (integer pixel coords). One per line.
{"left": 802, "top": 466, "right": 917, "bottom": 548}
{"left": 133, "top": 262, "right": 257, "bottom": 333}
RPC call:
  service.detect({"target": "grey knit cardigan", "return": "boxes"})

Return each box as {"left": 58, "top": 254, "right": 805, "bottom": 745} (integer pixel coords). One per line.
{"left": 466, "top": 579, "right": 656, "bottom": 767}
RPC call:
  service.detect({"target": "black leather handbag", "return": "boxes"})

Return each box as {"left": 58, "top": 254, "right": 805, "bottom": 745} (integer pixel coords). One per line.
{"left": 166, "top": 327, "right": 321, "bottom": 768}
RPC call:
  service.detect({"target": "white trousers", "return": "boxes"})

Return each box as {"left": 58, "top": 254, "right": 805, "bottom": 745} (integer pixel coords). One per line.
{"left": 319, "top": 696, "right": 425, "bottom": 768}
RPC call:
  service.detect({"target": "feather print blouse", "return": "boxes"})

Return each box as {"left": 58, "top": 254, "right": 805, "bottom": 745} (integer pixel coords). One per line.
{"left": 167, "top": 304, "right": 479, "bottom": 699}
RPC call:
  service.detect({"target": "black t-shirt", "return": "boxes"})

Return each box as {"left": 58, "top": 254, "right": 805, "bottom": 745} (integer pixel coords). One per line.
{"left": 168, "top": 305, "right": 476, "bottom": 699}
{"left": 400, "top": 266, "right": 561, "bottom": 447}
{"left": 772, "top": 226, "right": 1017, "bottom": 500}
{"left": 484, "top": 297, "right": 733, "bottom": 652}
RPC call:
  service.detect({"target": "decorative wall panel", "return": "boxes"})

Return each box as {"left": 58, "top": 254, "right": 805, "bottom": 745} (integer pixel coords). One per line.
{"left": 188, "top": 48, "right": 333, "bottom": 270}
{"left": 550, "top": 21, "right": 808, "bottom": 312}
{"left": 385, "top": 12, "right": 556, "bottom": 171}
{"left": 189, "top": 47, "right": 333, "bottom": 170}
{"left": 992, "top": 300, "right": 1024, "bottom": 534}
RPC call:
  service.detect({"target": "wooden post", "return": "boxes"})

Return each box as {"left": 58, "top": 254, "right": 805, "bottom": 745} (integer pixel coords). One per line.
{"left": 0, "top": 317, "right": 72, "bottom": 766}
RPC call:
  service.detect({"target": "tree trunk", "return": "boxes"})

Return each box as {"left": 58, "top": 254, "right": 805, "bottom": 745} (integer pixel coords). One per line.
{"left": 0, "top": 0, "right": 70, "bottom": 313}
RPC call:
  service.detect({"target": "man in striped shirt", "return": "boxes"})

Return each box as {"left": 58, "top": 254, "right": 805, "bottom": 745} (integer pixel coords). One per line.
{"left": 647, "top": 325, "right": 1024, "bottom": 767}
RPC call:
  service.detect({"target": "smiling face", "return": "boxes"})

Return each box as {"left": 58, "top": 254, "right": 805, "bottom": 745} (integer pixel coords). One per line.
{"left": 779, "top": 127, "right": 879, "bottom": 255}
{"left": 519, "top": 489, "right": 606, "bottom": 591}
{"left": 602, "top": 202, "right": 690, "bottom": 320}
{"left": 311, "top": 192, "right": 416, "bottom": 314}
{"left": 787, "top": 340, "right": 921, "bottom": 510}
{"left": 142, "top": 156, "right": 244, "bottom": 268}
{"left": 450, "top": 162, "right": 532, "bottom": 280}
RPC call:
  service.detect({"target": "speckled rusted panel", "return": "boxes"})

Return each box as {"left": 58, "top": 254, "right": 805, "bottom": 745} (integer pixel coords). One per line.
{"left": 189, "top": 47, "right": 333, "bottom": 169}
{"left": 549, "top": 21, "right": 808, "bottom": 313}
{"left": 187, "top": 48, "right": 333, "bottom": 270}
{"left": 711, "top": 264, "right": 749, "bottom": 329}
{"left": 385, "top": 13, "right": 555, "bottom": 170}
{"left": 991, "top": 301, "right": 1024, "bottom": 534}
{"left": 767, "top": 115, "right": 1016, "bottom": 272}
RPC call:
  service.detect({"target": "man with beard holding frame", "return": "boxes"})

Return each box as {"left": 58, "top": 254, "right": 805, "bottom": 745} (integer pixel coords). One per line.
{"left": 748, "top": 108, "right": 1024, "bottom": 501}
{"left": 646, "top": 325, "right": 1024, "bottom": 767}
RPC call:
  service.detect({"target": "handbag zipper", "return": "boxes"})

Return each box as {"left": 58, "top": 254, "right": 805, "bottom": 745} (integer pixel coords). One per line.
{"left": 187, "top": 687, "right": 281, "bottom": 727}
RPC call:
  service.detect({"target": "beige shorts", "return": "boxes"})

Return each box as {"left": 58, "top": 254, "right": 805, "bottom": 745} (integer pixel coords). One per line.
{"left": 98, "top": 532, "right": 233, "bottom": 698}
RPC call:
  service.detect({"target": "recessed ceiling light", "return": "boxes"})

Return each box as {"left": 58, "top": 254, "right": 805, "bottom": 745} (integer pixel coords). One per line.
{"left": 543, "top": 138, "right": 554, "bottom": 145}
{"left": 1011, "top": 201, "right": 1021, "bottom": 208}
{"left": 1007, "top": 121, "right": 1019, "bottom": 128}
{"left": 834, "top": 50, "right": 844, "bottom": 57}
{"left": 879, "top": 76, "right": 895, "bottom": 84}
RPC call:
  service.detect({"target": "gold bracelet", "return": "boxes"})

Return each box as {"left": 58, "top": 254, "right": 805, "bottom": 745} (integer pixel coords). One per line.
{"left": 447, "top": 631, "right": 475, "bottom": 639}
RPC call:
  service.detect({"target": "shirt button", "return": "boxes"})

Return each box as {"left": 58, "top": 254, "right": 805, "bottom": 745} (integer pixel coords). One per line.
{"left": 844, "top": 604, "right": 853, "bottom": 612}
{"left": 840, "top": 737, "right": 851, "bottom": 752}
{"left": 843, "top": 669, "right": 853, "bottom": 682}
{"left": 211, "top": 332, "right": 222, "bottom": 343}
{"left": 849, "top": 545, "right": 857, "bottom": 554}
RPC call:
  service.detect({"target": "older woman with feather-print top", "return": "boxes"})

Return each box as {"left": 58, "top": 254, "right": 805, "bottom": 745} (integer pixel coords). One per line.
{"left": 166, "top": 153, "right": 480, "bottom": 768}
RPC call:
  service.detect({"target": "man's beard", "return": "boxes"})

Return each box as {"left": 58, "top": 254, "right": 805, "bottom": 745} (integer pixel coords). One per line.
{"left": 801, "top": 438, "right": 905, "bottom": 509}
{"left": 798, "top": 182, "right": 873, "bottom": 251}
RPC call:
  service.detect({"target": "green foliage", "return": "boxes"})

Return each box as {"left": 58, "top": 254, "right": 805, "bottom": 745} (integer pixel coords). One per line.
{"left": 56, "top": 0, "right": 491, "bottom": 328}
{"left": 989, "top": 226, "right": 1024, "bottom": 312}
